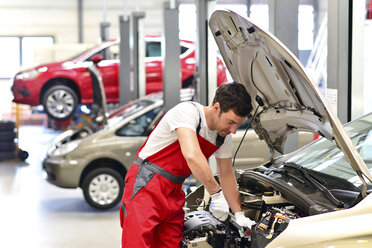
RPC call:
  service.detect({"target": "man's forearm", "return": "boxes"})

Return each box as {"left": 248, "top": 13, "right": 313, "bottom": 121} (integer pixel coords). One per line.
{"left": 217, "top": 157, "right": 242, "bottom": 213}
{"left": 220, "top": 172, "right": 242, "bottom": 213}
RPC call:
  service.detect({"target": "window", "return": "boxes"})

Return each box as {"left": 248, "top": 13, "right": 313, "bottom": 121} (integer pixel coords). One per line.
{"left": 146, "top": 42, "right": 161, "bottom": 57}
{"left": 180, "top": 46, "right": 189, "bottom": 55}
{"left": 287, "top": 113, "right": 372, "bottom": 189}
{"left": 250, "top": 4, "right": 269, "bottom": 30}
{"left": 22, "top": 37, "right": 54, "bottom": 67}
{"left": 88, "top": 44, "right": 119, "bottom": 61}
{"left": 0, "top": 36, "right": 54, "bottom": 78}
{"left": 116, "top": 106, "right": 162, "bottom": 137}
{"left": 0, "top": 37, "right": 20, "bottom": 78}
{"left": 298, "top": 5, "right": 315, "bottom": 51}
{"left": 107, "top": 100, "right": 155, "bottom": 127}
{"left": 145, "top": 41, "right": 189, "bottom": 57}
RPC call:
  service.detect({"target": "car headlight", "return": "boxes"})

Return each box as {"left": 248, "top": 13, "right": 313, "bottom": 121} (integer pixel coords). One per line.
{"left": 15, "top": 66, "right": 47, "bottom": 80}
{"left": 51, "top": 139, "right": 82, "bottom": 157}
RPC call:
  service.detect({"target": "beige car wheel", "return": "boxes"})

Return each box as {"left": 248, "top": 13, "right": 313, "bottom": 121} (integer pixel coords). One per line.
{"left": 82, "top": 167, "right": 124, "bottom": 209}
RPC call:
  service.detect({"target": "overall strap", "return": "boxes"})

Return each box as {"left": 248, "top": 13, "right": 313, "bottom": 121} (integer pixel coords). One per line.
{"left": 189, "top": 102, "right": 225, "bottom": 147}
{"left": 133, "top": 158, "right": 190, "bottom": 184}
{"left": 189, "top": 102, "right": 201, "bottom": 135}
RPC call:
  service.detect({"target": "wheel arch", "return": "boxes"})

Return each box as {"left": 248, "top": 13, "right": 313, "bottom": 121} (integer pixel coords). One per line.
{"left": 40, "top": 77, "right": 81, "bottom": 105}
{"left": 79, "top": 158, "right": 127, "bottom": 188}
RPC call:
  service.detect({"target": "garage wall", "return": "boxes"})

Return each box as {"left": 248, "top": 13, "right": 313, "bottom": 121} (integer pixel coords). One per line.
{"left": 0, "top": 0, "right": 164, "bottom": 44}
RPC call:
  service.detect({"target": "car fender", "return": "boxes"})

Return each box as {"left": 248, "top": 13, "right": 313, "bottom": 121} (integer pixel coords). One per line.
{"left": 267, "top": 194, "right": 372, "bottom": 248}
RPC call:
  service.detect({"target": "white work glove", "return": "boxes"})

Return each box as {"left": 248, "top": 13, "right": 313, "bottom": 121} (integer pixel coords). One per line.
{"left": 234, "top": 212, "right": 256, "bottom": 228}
{"left": 209, "top": 190, "right": 229, "bottom": 221}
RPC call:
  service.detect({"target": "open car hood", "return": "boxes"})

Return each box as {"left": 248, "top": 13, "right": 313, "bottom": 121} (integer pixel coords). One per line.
{"left": 209, "top": 10, "right": 372, "bottom": 182}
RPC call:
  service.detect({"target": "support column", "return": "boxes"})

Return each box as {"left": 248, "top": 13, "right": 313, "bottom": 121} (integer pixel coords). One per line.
{"left": 78, "top": 0, "right": 83, "bottom": 43}
{"left": 268, "top": 0, "right": 299, "bottom": 56}
{"left": 327, "top": 0, "right": 350, "bottom": 123}
{"left": 100, "top": 0, "right": 110, "bottom": 42}
{"left": 100, "top": 22, "right": 110, "bottom": 42}
{"left": 268, "top": 0, "right": 299, "bottom": 154}
{"left": 351, "top": 0, "right": 365, "bottom": 120}
{"left": 246, "top": 0, "right": 251, "bottom": 17}
{"left": 132, "top": 12, "right": 146, "bottom": 99}
{"left": 119, "top": 15, "right": 131, "bottom": 106}
{"left": 195, "top": 0, "right": 216, "bottom": 106}
{"left": 163, "top": 1, "right": 181, "bottom": 113}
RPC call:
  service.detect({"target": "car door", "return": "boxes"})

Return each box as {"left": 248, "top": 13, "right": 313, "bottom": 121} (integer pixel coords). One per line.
{"left": 145, "top": 40, "right": 163, "bottom": 94}
{"left": 89, "top": 44, "right": 120, "bottom": 103}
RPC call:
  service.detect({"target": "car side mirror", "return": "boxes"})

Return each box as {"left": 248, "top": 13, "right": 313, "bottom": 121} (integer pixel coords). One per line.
{"left": 91, "top": 54, "right": 103, "bottom": 64}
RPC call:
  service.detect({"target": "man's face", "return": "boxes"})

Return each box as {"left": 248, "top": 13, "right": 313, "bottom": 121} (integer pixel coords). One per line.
{"left": 214, "top": 106, "right": 246, "bottom": 137}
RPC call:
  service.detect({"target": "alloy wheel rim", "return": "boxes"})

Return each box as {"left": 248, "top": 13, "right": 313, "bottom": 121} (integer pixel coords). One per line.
{"left": 88, "top": 174, "right": 120, "bottom": 206}
{"left": 46, "top": 89, "right": 75, "bottom": 119}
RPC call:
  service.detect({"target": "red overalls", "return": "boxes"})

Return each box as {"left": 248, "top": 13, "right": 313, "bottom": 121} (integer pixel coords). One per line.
{"left": 120, "top": 120, "right": 221, "bottom": 247}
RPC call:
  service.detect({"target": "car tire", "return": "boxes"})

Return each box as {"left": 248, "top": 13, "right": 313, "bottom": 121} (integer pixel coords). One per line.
{"left": 82, "top": 167, "right": 124, "bottom": 209}
{"left": 0, "top": 131, "right": 16, "bottom": 142}
{"left": 42, "top": 85, "right": 78, "bottom": 121}
{"left": 0, "top": 142, "right": 16, "bottom": 152}
{"left": 0, "top": 151, "right": 16, "bottom": 161}
{"left": 0, "top": 121, "right": 15, "bottom": 132}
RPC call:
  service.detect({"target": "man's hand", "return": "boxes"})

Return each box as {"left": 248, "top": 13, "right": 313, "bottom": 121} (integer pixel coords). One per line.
{"left": 234, "top": 212, "right": 256, "bottom": 228}
{"left": 209, "top": 190, "right": 229, "bottom": 221}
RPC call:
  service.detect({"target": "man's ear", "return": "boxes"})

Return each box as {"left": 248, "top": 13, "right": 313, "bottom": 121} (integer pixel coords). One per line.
{"left": 212, "top": 102, "right": 220, "bottom": 113}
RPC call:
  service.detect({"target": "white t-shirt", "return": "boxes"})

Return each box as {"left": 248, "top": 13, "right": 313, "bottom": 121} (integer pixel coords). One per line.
{"left": 138, "top": 101, "right": 232, "bottom": 159}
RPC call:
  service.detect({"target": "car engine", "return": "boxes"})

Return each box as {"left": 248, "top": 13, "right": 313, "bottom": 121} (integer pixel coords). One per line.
{"left": 182, "top": 170, "right": 301, "bottom": 247}
{"left": 182, "top": 207, "right": 298, "bottom": 248}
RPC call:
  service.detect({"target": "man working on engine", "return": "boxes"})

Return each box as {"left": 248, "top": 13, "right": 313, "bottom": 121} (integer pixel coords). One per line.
{"left": 120, "top": 82, "right": 255, "bottom": 247}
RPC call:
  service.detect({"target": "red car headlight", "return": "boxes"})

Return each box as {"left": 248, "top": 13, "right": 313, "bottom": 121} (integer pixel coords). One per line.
{"left": 15, "top": 66, "right": 48, "bottom": 81}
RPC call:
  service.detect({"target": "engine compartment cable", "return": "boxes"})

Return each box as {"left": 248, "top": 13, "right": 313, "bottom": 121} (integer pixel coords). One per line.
{"left": 232, "top": 103, "right": 260, "bottom": 167}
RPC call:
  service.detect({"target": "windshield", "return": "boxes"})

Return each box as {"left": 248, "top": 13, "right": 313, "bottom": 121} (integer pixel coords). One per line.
{"left": 106, "top": 100, "right": 155, "bottom": 127}
{"left": 65, "top": 45, "right": 95, "bottom": 61}
{"left": 286, "top": 113, "right": 372, "bottom": 189}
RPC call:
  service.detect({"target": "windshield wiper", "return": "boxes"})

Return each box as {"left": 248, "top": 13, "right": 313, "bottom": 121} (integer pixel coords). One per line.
{"left": 269, "top": 168, "right": 306, "bottom": 184}
{"left": 283, "top": 162, "right": 344, "bottom": 208}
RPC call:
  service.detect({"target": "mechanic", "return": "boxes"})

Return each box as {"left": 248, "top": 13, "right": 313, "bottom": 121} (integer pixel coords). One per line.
{"left": 120, "top": 82, "right": 255, "bottom": 247}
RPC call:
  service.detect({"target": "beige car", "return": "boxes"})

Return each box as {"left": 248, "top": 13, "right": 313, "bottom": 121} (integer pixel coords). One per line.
{"left": 43, "top": 89, "right": 315, "bottom": 209}
{"left": 181, "top": 10, "right": 372, "bottom": 248}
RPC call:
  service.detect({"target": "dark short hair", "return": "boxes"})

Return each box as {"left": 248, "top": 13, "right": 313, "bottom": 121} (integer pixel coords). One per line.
{"left": 212, "top": 82, "right": 252, "bottom": 117}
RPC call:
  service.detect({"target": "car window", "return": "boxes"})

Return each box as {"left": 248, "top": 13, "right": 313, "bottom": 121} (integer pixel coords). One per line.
{"left": 116, "top": 106, "right": 162, "bottom": 137}
{"left": 87, "top": 44, "right": 119, "bottom": 61}
{"left": 146, "top": 41, "right": 161, "bottom": 57}
{"left": 360, "top": 130, "right": 372, "bottom": 162}
{"left": 66, "top": 45, "right": 95, "bottom": 60}
{"left": 107, "top": 100, "right": 155, "bottom": 127}
{"left": 286, "top": 113, "right": 372, "bottom": 189}
{"left": 145, "top": 41, "right": 190, "bottom": 57}
{"left": 180, "top": 45, "right": 189, "bottom": 55}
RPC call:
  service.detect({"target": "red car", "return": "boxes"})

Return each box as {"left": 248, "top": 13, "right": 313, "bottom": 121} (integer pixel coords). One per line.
{"left": 12, "top": 37, "right": 228, "bottom": 121}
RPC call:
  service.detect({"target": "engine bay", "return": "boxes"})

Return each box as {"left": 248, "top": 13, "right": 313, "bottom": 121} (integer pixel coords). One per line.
{"left": 182, "top": 207, "right": 299, "bottom": 248}
{"left": 182, "top": 167, "right": 363, "bottom": 247}
{"left": 182, "top": 173, "right": 302, "bottom": 247}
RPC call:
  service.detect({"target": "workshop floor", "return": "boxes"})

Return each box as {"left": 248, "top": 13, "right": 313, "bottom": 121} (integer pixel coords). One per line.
{"left": 0, "top": 125, "right": 121, "bottom": 248}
